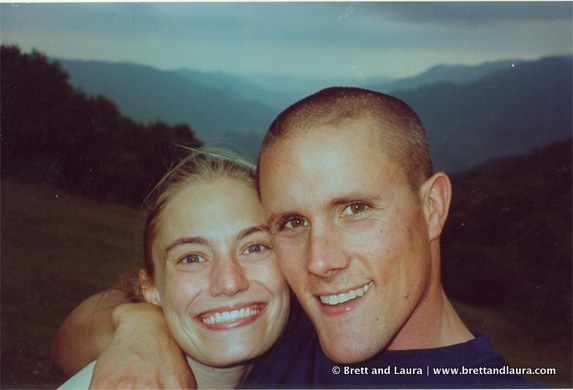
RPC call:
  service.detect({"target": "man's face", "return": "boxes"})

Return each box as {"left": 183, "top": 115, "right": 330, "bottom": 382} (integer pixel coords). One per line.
{"left": 259, "top": 117, "right": 434, "bottom": 363}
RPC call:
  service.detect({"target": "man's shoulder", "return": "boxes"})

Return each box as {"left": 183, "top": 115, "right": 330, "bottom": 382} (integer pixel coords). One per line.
{"left": 331, "top": 334, "right": 543, "bottom": 388}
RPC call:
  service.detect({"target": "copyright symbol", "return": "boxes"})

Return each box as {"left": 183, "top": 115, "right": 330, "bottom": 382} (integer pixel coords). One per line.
{"left": 332, "top": 366, "right": 340, "bottom": 375}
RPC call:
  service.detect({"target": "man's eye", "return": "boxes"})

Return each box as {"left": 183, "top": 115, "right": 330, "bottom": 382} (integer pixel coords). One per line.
{"left": 342, "top": 203, "right": 369, "bottom": 216}
{"left": 180, "top": 254, "right": 204, "bottom": 264}
{"left": 243, "top": 243, "right": 268, "bottom": 254}
{"left": 283, "top": 217, "right": 308, "bottom": 230}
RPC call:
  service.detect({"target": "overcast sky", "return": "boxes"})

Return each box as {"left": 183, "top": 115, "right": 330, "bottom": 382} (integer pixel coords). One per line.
{"left": 2, "top": 2, "right": 571, "bottom": 79}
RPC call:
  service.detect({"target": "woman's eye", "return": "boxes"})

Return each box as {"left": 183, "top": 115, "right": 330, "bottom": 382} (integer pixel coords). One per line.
{"left": 282, "top": 217, "right": 308, "bottom": 230}
{"left": 180, "top": 254, "right": 204, "bottom": 264}
{"left": 342, "top": 203, "right": 369, "bottom": 216}
{"left": 243, "top": 243, "right": 268, "bottom": 255}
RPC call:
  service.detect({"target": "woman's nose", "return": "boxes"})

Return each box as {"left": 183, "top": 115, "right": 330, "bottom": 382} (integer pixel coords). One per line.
{"left": 209, "top": 256, "right": 249, "bottom": 297}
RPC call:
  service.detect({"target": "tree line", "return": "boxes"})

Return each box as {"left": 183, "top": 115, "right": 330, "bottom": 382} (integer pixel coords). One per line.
{"left": 1, "top": 45, "right": 202, "bottom": 207}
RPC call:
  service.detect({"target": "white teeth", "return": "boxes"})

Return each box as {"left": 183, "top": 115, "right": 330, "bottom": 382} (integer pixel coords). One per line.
{"left": 320, "top": 281, "right": 373, "bottom": 306}
{"left": 201, "top": 306, "right": 260, "bottom": 325}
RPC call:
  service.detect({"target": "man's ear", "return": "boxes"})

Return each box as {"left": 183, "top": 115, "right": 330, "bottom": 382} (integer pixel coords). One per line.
{"left": 420, "top": 172, "right": 452, "bottom": 241}
{"left": 139, "top": 269, "right": 161, "bottom": 306}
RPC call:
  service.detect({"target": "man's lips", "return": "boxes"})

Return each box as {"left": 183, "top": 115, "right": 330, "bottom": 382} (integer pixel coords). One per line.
{"left": 318, "top": 281, "right": 374, "bottom": 306}
{"left": 198, "top": 303, "right": 265, "bottom": 327}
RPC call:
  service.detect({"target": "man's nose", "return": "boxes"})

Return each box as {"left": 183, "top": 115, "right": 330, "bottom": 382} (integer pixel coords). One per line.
{"left": 307, "top": 227, "right": 350, "bottom": 278}
{"left": 209, "top": 256, "right": 249, "bottom": 296}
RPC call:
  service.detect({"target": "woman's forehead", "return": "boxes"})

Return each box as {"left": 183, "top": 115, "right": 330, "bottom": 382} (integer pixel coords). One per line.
{"left": 157, "top": 178, "right": 266, "bottom": 242}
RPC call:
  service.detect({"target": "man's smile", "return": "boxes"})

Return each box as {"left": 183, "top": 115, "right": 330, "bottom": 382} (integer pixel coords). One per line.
{"left": 318, "top": 281, "right": 373, "bottom": 306}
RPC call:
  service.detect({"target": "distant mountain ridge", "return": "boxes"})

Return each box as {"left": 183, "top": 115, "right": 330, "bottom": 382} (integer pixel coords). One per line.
{"left": 390, "top": 56, "right": 572, "bottom": 172}
{"left": 176, "top": 69, "right": 296, "bottom": 111}
{"left": 55, "top": 56, "right": 572, "bottom": 168}
{"left": 371, "top": 59, "right": 525, "bottom": 93}
{"left": 57, "top": 59, "right": 280, "bottom": 159}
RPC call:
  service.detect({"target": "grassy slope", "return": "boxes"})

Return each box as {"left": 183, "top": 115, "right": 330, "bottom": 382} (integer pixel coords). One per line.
{"left": 1, "top": 180, "right": 144, "bottom": 388}
{"left": 1, "top": 181, "right": 570, "bottom": 388}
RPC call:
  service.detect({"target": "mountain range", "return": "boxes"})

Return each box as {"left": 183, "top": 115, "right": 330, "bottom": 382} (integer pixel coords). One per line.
{"left": 55, "top": 56, "right": 572, "bottom": 170}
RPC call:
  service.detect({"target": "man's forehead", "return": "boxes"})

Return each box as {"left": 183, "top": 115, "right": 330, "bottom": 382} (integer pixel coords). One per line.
{"left": 259, "top": 125, "right": 400, "bottom": 192}
{"left": 261, "top": 118, "right": 387, "bottom": 164}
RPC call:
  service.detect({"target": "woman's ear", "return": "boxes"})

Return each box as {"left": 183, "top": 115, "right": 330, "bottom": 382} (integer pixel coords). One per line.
{"left": 420, "top": 172, "right": 452, "bottom": 241}
{"left": 139, "top": 269, "right": 161, "bottom": 306}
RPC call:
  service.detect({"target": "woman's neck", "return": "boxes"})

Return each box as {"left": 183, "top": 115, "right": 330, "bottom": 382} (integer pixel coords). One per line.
{"left": 186, "top": 356, "right": 251, "bottom": 389}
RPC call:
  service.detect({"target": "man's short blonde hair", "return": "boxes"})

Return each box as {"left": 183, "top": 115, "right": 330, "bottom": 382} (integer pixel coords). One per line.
{"left": 259, "top": 87, "right": 433, "bottom": 191}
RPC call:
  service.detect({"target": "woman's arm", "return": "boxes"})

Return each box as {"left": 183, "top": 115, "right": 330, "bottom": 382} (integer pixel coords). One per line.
{"left": 52, "top": 289, "right": 196, "bottom": 388}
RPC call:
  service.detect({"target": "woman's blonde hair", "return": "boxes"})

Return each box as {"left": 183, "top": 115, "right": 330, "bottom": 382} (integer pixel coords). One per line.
{"left": 142, "top": 147, "right": 256, "bottom": 277}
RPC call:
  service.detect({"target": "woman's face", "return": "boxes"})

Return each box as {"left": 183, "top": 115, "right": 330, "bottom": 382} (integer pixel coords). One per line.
{"left": 145, "top": 177, "right": 290, "bottom": 367}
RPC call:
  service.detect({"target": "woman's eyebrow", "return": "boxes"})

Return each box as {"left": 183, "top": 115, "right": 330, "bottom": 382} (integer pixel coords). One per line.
{"left": 236, "top": 225, "right": 270, "bottom": 240}
{"left": 165, "top": 236, "right": 207, "bottom": 253}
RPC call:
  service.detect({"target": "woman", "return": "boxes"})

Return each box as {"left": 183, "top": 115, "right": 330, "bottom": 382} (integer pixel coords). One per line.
{"left": 59, "top": 148, "right": 291, "bottom": 388}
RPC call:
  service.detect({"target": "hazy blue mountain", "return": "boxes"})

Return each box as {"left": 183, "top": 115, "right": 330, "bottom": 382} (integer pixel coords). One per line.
{"left": 391, "top": 56, "right": 572, "bottom": 172}
{"left": 370, "top": 59, "right": 526, "bottom": 93}
{"left": 56, "top": 56, "right": 571, "bottom": 167}
{"left": 56, "top": 59, "right": 279, "bottom": 159}
{"left": 175, "top": 69, "right": 295, "bottom": 111}
{"left": 239, "top": 73, "right": 396, "bottom": 105}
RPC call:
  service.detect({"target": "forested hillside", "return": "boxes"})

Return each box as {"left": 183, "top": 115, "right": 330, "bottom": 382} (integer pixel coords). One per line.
{"left": 443, "top": 138, "right": 572, "bottom": 333}
{"left": 1, "top": 45, "right": 202, "bottom": 207}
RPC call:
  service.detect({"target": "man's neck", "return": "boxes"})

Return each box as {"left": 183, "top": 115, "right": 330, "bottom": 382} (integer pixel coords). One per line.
{"left": 387, "top": 243, "right": 474, "bottom": 350}
{"left": 187, "top": 356, "right": 250, "bottom": 389}
{"left": 387, "top": 285, "right": 474, "bottom": 351}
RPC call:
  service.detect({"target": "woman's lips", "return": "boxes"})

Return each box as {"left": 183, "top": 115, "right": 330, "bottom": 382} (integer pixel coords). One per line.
{"left": 198, "top": 302, "right": 266, "bottom": 330}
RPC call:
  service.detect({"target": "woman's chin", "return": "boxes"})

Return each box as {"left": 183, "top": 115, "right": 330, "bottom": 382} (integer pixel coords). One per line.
{"left": 188, "top": 345, "right": 266, "bottom": 368}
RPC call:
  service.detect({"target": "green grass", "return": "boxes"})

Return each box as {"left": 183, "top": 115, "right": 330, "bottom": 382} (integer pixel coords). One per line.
{"left": 1, "top": 180, "right": 144, "bottom": 389}
{"left": 1, "top": 180, "right": 571, "bottom": 388}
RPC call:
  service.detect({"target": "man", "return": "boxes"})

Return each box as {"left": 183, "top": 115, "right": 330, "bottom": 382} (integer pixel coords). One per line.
{"left": 53, "top": 87, "right": 534, "bottom": 388}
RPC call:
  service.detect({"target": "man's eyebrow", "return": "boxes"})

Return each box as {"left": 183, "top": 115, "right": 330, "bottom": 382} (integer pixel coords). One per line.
{"left": 328, "top": 192, "right": 388, "bottom": 207}
{"left": 267, "top": 212, "right": 300, "bottom": 228}
{"left": 267, "top": 194, "right": 382, "bottom": 226}
{"left": 328, "top": 192, "right": 383, "bottom": 208}
{"left": 237, "top": 225, "right": 270, "bottom": 240}
{"left": 165, "top": 236, "right": 207, "bottom": 253}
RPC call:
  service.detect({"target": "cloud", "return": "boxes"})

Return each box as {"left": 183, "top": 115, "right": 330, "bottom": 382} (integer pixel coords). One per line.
{"left": 1, "top": 2, "right": 571, "bottom": 79}
{"left": 369, "top": 2, "right": 573, "bottom": 24}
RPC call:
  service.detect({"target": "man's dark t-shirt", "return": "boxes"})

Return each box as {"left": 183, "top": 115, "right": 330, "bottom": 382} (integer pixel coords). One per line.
{"left": 243, "top": 302, "right": 538, "bottom": 388}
